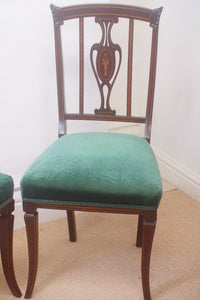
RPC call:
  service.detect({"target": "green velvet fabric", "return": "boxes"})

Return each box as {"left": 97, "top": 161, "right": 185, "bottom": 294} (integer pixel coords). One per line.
{"left": 0, "top": 173, "right": 14, "bottom": 208}
{"left": 21, "top": 132, "right": 162, "bottom": 209}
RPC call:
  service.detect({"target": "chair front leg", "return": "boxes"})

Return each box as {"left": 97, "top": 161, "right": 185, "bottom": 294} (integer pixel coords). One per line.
{"left": 66, "top": 210, "right": 77, "bottom": 242}
{"left": 0, "top": 212, "right": 22, "bottom": 297}
{"left": 141, "top": 211, "right": 157, "bottom": 300}
{"left": 24, "top": 210, "right": 38, "bottom": 299}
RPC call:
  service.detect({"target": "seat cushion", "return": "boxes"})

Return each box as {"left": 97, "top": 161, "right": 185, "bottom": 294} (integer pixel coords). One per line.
{"left": 21, "top": 132, "right": 162, "bottom": 210}
{"left": 0, "top": 173, "right": 14, "bottom": 209}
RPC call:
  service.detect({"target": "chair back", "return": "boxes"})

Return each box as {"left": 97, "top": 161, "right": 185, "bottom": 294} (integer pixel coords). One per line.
{"left": 50, "top": 4, "right": 163, "bottom": 142}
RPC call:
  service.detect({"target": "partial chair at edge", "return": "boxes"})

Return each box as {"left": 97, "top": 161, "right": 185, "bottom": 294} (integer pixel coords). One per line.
{"left": 0, "top": 173, "right": 22, "bottom": 297}
{"left": 21, "top": 3, "right": 163, "bottom": 300}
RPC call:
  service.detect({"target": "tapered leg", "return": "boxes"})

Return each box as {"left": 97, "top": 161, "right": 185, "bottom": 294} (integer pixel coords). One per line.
{"left": 141, "top": 212, "right": 157, "bottom": 300}
{"left": 136, "top": 215, "right": 143, "bottom": 247}
{"left": 66, "top": 210, "right": 77, "bottom": 242}
{"left": 0, "top": 214, "right": 22, "bottom": 297}
{"left": 24, "top": 212, "right": 38, "bottom": 299}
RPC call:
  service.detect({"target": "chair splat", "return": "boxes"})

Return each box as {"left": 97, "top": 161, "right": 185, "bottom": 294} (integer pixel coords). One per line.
{"left": 90, "top": 17, "right": 121, "bottom": 115}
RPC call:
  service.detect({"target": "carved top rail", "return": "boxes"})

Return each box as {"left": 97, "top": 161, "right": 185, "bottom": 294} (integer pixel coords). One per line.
{"left": 51, "top": 4, "right": 162, "bottom": 28}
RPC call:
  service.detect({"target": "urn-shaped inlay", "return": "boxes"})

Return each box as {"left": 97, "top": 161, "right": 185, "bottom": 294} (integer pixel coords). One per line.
{"left": 97, "top": 49, "right": 115, "bottom": 82}
{"left": 90, "top": 17, "right": 122, "bottom": 115}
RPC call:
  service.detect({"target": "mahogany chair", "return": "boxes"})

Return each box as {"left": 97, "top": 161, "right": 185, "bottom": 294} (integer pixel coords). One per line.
{"left": 0, "top": 173, "right": 22, "bottom": 297}
{"left": 21, "top": 4, "right": 163, "bottom": 300}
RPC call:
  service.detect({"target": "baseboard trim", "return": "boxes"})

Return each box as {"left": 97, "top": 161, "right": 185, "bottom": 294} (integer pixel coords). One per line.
{"left": 153, "top": 146, "right": 200, "bottom": 202}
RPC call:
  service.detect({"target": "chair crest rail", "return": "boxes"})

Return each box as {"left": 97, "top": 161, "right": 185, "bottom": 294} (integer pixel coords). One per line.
{"left": 51, "top": 4, "right": 162, "bottom": 27}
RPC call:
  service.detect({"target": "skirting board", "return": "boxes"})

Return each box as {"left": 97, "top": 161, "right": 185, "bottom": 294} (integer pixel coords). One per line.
{"left": 153, "top": 146, "right": 200, "bottom": 203}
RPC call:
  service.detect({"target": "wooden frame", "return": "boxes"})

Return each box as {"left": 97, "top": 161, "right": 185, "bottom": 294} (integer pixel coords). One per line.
{"left": 23, "top": 201, "right": 156, "bottom": 300}
{"left": 23, "top": 4, "right": 162, "bottom": 300}
{"left": 0, "top": 200, "right": 22, "bottom": 298}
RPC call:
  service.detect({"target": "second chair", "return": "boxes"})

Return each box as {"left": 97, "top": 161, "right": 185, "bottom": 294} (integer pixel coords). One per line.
{"left": 0, "top": 173, "right": 22, "bottom": 298}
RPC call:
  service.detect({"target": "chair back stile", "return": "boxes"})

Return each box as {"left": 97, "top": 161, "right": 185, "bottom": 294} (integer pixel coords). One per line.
{"left": 50, "top": 4, "right": 163, "bottom": 141}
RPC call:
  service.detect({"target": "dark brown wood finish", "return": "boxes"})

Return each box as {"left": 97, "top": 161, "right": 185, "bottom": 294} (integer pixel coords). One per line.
{"left": 24, "top": 201, "right": 156, "bottom": 216}
{"left": 0, "top": 201, "right": 22, "bottom": 298}
{"left": 66, "top": 210, "right": 77, "bottom": 242}
{"left": 65, "top": 113, "right": 146, "bottom": 123}
{"left": 136, "top": 214, "right": 143, "bottom": 247}
{"left": 79, "top": 17, "right": 84, "bottom": 115}
{"left": 61, "top": 5, "right": 153, "bottom": 21}
{"left": 23, "top": 4, "right": 163, "bottom": 299}
{"left": 24, "top": 212, "right": 38, "bottom": 299}
{"left": 127, "top": 18, "right": 134, "bottom": 116}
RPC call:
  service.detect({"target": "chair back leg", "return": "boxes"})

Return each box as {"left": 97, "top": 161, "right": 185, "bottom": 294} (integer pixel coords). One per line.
{"left": 24, "top": 211, "right": 38, "bottom": 299}
{"left": 66, "top": 210, "right": 77, "bottom": 242}
{"left": 136, "top": 215, "right": 143, "bottom": 247}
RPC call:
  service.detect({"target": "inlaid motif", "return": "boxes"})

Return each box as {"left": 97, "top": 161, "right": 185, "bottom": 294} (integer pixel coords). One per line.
{"left": 90, "top": 17, "right": 122, "bottom": 115}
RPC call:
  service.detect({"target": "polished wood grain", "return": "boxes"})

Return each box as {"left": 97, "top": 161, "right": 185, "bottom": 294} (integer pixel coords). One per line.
{"left": 79, "top": 17, "right": 84, "bottom": 115}
{"left": 66, "top": 210, "right": 77, "bottom": 242}
{"left": 0, "top": 201, "right": 22, "bottom": 298}
{"left": 127, "top": 18, "right": 134, "bottom": 116}
{"left": 24, "top": 212, "right": 38, "bottom": 299}
{"left": 136, "top": 214, "right": 143, "bottom": 247}
{"left": 65, "top": 113, "right": 146, "bottom": 123}
{"left": 60, "top": 5, "right": 154, "bottom": 22}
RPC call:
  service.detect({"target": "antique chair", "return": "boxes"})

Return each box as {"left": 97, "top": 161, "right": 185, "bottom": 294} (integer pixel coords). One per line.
{"left": 0, "top": 173, "right": 22, "bottom": 297}
{"left": 21, "top": 4, "right": 163, "bottom": 300}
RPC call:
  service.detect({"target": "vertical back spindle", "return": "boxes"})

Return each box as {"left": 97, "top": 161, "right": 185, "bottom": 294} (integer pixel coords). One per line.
{"left": 127, "top": 18, "right": 134, "bottom": 116}
{"left": 79, "top": 17, "right": 84, "bottom": 114}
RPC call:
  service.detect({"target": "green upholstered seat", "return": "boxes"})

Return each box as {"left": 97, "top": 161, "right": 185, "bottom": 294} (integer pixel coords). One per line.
{"left": 0, "top": 173, "right": 14, "bottom": 209}
{"left": 21, "top": 132, "right": 162, "bottom": 210}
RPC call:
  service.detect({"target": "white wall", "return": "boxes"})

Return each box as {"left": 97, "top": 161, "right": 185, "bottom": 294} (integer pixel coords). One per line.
{"left": 0, "top": 0, "right": 109, "bottom": 228}
{"left": 1, "top": 1, "right": 57, "bottom": 185}
{"left": 109, "top": 0, "right": 200, "bottom": 201}
{"left": 0, "top": 0, "right": 109, "bottom": 187}
{"left": 151, "top": 0, "right": 200, "bottom": 200}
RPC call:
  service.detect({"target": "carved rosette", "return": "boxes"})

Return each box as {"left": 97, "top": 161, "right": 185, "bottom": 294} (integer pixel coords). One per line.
{"left": 150, "top": 7, "right": 163, "bottom": 28}
{"left": 50, "top": 4, "right": 63, "bottom": 26}
{"left": 90, "top": 17, "right": 122, "bottom": 115}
